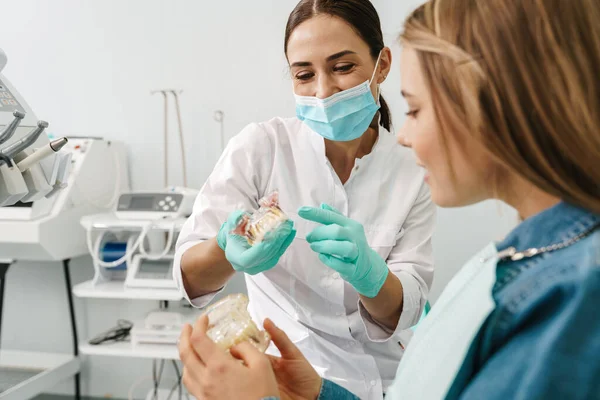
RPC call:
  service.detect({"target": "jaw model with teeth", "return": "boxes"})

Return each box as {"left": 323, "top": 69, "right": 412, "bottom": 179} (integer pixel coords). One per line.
{"left": 233, "top": 191, "right": 290, "bottom": 246}
{"left": 204, "top": 293, "right": 271, "bottom": 353}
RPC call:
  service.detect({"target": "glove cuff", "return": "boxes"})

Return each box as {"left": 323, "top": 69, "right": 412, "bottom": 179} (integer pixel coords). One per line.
{"left": 353, "top": 250, "right": 389, "bottom": 298}
{"left": 216, "top": 222, "right": 228, "bottom": 251}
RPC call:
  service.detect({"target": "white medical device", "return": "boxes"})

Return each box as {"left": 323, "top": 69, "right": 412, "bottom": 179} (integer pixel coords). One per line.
{"left": 17, "top": 137, "right": 68, "bottom": 172}
{"left": 0, "top": 138, "right": 129, "bottom": 260}
{"left": 115, "top": 187, "right": 197, "bottom": 220}
{"left": 0, "top": 48, "right": 130, "bottom": 261}
{"left": 0, "top": 48, "right": 70, "bottom": 208}
{"left": 131, "top": 310, "right": 198, "bottom": 347}
{"left": 82, "top": 187, "right": 197, "bottom": 289}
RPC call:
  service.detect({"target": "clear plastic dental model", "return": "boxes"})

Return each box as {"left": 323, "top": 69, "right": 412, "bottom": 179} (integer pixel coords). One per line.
{"left": 233, "top": 190, "right": 289, "bottom": 246}
{"left": 204, "top": 293, "right": 270, "bottom": 353}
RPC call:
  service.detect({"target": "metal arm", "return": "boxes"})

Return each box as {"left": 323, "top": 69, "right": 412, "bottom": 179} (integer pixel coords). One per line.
{"left": 0, "top": 153, "right": 12, "bottom": 167}
{"left": 1, "top": 120, "right": 48, "bottom": 159}
{"left": 0, "top": 110, "right": 25, "bottom": 145}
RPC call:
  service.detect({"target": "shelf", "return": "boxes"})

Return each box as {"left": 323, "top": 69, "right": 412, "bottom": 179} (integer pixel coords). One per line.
{"left": 142, "top": 388, "right": 195, "bottom": 400}
{"left": 79, "top": 341, "right": 179, "bottom": 360}
{"left": 81, "top": 213, "right": 187, "bottom": 231}
{"left": 0, "top": 350, "right": 80, "bottom": 400}
{"left": 73, "top": 280, "right": 183, "bottom": 301}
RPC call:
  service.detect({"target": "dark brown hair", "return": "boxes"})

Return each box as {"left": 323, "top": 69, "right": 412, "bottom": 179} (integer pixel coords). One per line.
{"left": 285, "top": 0, "right": 392, "bottom": 132}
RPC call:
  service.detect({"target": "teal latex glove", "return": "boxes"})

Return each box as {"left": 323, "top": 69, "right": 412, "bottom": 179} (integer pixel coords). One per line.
{"left": 217, "top": 210, "right": 296, "bottom": 275}
{"left": 216, "top": 210, "right": 246, "bottom": 250}
{"left": 298, "top": 204, "right": 389, "bottom": 298}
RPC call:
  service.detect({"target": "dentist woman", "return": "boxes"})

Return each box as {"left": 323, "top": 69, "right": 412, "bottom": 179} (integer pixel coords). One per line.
{"left": 174, "top": 0, "right": 435, "bottom": 398}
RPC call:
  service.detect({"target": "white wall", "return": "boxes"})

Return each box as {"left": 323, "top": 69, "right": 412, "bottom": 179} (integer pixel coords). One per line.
{"left": 0, "top": 0, "right": 516, "bottom": 398}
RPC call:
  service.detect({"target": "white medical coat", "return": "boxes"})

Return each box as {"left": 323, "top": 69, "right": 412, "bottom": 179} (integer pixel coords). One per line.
{"left": 174, "top": 117, "right": 435, "bottom": 399}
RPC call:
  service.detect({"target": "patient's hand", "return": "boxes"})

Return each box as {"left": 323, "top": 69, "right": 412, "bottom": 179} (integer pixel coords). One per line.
{"left": 258, "top": 318, "right": 323, "bottom": 400}
{"left": 179, "top": 315, "right": 280, "bottom": 400}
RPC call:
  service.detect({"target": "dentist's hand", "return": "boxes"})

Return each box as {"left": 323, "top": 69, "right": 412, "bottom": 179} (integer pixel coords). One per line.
{"left": 217, "top": 210, "right": 296, "bottom": 275}
{"left": 298, "top": 204, "right": 389, "bottom": 298}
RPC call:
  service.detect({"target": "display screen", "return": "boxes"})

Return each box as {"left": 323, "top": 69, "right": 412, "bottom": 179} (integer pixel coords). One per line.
{"left": 137, "top": 259, "right": 173, "bottom": 280}
{"left": 130, "top": 196, "right": 154, "bottom": 210}
{"left": 0, "top": 78, "right": 26, "bottom": 114}
{"left": 139, "top": 260, "right": 172, "bottom": 273}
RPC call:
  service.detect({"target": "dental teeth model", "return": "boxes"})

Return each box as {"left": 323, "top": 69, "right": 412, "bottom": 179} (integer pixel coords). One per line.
{"left": 204, "top": 293, "right": 270, "bottom": 353}
{"left": 233, "top": 191, "right": 289, "bottom": 246}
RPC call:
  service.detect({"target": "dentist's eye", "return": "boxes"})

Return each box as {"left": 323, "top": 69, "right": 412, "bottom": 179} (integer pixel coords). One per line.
{"left": 296, "top": 72, "right": 314, "bottom": 81}
{"left": 333, "top": 63, "right": 355, "bottom": 73}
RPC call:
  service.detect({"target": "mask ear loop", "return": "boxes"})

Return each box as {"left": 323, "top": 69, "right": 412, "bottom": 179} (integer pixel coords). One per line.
{"left": 369, "top": 51, "right": 383, "bottom": 84}
{"left": 370, "top": 51, "right": 383, "bottom": 106}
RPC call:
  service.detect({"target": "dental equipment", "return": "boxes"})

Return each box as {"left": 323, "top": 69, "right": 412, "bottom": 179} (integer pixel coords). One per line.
{"left": 81, "top": 186, "right": 197, "bottom": 289}
{"left": 150, "top": 89, "right": 188, "bottom": 188}
{"left": 1, "top": 120, "right": 49, "bottom": 159}
{"left": 0, "top": 48, "right": 128, "bottom": 400}
{"left": 0, "top": 110, "right": 25, "bottom": 145}
{"left": 17, "top": 137, "right": 68, "bottom": 172}
{"left": 0, "top": 51, "right": 57, "bottom": 207}
{"left": 0, "top": 138, "right": 129, "bottom": 259}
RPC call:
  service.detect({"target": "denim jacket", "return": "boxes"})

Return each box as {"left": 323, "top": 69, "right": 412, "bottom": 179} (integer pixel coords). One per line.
{"left": 262, "top": 379, "right": 359, "bottom": 400}
{"left": 447, "top": 202, "right": 600, "bottom": 399}
{"left": 312, "top": 202, "right": 600, "bottom": 400}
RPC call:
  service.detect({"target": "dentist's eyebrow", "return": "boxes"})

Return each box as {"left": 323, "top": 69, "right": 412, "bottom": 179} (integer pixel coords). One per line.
{"left": 290, "top": 50, "right": 357, "bottom": 67}
{"left": 326, "top": 50, "right": 357, "bottom": 62}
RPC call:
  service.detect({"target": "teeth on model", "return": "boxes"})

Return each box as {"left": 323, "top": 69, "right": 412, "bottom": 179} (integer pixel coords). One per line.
{"left": 204, "top": 293, "right": 271, "bottom": 353}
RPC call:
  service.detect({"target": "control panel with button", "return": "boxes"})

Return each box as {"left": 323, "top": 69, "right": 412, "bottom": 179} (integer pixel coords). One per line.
{"left": 114, "top": 187, "right": 198, "bottom": 221}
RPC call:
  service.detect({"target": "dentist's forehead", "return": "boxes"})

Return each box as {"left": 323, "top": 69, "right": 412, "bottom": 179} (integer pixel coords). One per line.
{"left": 287, "top": 15, "right": 371, "bottom": 64}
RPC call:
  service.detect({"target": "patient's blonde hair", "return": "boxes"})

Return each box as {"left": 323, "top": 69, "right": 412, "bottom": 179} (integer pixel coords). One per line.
{"left": 401, "top": 0, "right": 600, "bottom": 213}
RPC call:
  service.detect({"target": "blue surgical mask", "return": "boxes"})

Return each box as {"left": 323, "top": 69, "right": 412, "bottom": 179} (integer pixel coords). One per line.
{"left": 294, "top": 53, "right": 382, "bottom": 142}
